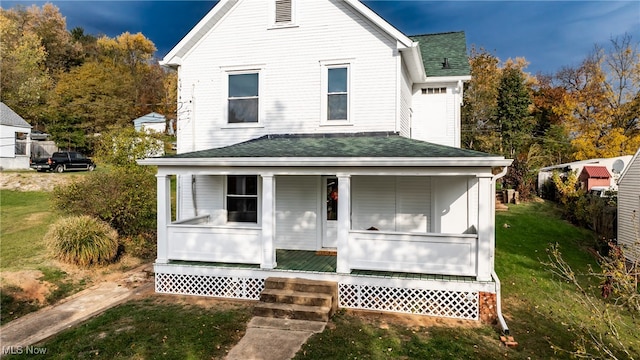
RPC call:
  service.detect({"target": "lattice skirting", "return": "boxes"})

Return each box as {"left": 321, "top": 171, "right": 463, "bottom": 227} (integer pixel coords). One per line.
{"left": 155, "top": 272, "right": 265, "bottom": 300}
{"left": 339, "top": 283, "right": 479, "bottom": 320}
{"left": 155, "top": 272, "right": 479, "bottom": 320}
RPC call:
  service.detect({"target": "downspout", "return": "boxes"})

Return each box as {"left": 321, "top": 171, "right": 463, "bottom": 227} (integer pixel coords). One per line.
{"left": 191, "top": 175, "right": 198, "bottom": 217}
{"left": 492, "top": 165, "right": 509, "bottom": 335}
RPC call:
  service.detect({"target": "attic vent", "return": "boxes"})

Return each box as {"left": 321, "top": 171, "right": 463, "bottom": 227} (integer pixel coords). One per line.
{"left": 275, "top": 0, "right": 292, "bottom": 23}
{"left": 442, "top": 58, "right": 451, "bottom": 69}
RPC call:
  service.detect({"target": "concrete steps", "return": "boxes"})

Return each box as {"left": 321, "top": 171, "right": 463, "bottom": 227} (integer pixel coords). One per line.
{"left": 254, "top": 277, "right": 338, "bottom": 322}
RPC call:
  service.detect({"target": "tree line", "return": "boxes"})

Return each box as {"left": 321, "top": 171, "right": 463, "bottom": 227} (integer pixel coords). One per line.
{"left": 0, "top": 4, "right": 176, "bottom": 154}
{"left": 2, "top": 3, "right": 638, "bottom": 180}
{"left": 462, "top": 36, "right": 639, "bottom": 198}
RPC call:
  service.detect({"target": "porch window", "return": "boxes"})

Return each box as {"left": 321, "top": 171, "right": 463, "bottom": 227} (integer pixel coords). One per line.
{"left": 327, "top": 67, "right": 348, "bottom": 121}
{"left": 227, "top": 175, "right": 258, "bottom": 222}
{"left": 228, "top": 73, "right": 259, "bottom": 123}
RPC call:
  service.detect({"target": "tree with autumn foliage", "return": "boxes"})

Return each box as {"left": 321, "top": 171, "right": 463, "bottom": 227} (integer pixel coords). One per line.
{"left": 555, "top": 34, "right": 640, "bottom": 160}
{"left": 0, "top": 3, "right": 177, "bottom": 154}
{"left": 462, "top": 47, "right": 501, "bottom": 152}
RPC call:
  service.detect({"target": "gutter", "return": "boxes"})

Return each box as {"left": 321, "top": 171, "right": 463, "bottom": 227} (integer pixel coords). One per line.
{"left": 492, "top": 164, "right": 511, "bottom": 335}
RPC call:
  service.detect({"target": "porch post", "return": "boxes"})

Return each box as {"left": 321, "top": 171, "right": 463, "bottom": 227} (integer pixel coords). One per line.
{"left": 156, "top": 174, "right": 171, "bottom": 264}
{"left": 261, "top": 174, "right": 276, "bottom": 269}
{"left": 336, "top": 174, "right": 351, "bottom": 274}
{"left": 477, "top": 176, "right": 493, "bottom": 281}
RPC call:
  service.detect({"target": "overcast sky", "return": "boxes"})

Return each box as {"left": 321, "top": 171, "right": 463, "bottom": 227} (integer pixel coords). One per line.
{"left": 3, "top": 1, "right": 639, "bottom": 75}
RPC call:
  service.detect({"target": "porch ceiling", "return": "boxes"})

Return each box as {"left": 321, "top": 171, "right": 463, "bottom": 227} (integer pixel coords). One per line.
{"left": 139, "top": 132, "right": 512, "bottom": 168}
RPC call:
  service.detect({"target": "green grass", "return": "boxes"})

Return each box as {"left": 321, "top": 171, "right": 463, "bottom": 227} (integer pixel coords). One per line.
{"left": 295, "top": 311, "right": 505, "bottom": 359}
{"left": 3, "top": 298, "right": 252, "bottom": 360}
{"left": 0, "top": 190, "right": 56, "bottom": 270}
{"left": 295, "top": 201, "right": 638, "bottom": 359}
{"left": 0, "top": 190, "right": 85, "bottom": 324}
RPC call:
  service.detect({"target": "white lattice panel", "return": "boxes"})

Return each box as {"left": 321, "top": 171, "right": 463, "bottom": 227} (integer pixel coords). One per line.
{"left": 156, "top": 273, "right": 265, "bottom": 300}
{"left": 339, "top": 283, "right": 478, "bottom": 320}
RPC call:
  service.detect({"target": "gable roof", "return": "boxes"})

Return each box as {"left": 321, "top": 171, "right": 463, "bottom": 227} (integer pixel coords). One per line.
{"left": 580, "top": 165, "right": 611, "bottom": 179}
{"left": 0, "top": 102, "right": 31, "bottom": 129}
{"left": 140, "top": 132, "right": 511, "bottom": 167}
{"left": 618, "top": 147, "right": 640, "bottom": 183}
{"left": 160, "top": 0, "right": 427, "bottom": 82}
{"left": 410, "top": 32, "right": 470, "bottom": 78}
{"left": 133, "top": 112, "right": 167, "bottom": 126}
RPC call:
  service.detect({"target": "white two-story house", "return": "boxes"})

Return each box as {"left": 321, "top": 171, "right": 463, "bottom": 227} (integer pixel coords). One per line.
{"left": 140, "top": 0, "right": 512, "bottom": 324}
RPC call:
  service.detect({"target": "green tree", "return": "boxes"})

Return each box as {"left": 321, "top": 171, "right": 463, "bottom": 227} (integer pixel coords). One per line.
{"left": 49, "top": 61, "right": 135, "bottom": 138}
{"left": 496, "top": 66, "right": 534, "bottom": 158}
{"left": 94, "top": 127, "right": 164, "bottom": 168}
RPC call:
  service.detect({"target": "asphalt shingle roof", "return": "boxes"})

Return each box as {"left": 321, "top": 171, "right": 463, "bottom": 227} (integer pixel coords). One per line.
{"left": 0, "top": 102, "right": 31, "bottom": 128}
{"left": 167, "top": 133, "right": 494, "bottom": 159}
{"left": 410, "top": 32, "right": 470, "bottom": 77}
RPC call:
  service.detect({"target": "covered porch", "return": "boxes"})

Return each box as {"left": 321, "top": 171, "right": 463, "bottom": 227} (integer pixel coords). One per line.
{"left": 142, "top": 133, "right": 511, "bottom": 283}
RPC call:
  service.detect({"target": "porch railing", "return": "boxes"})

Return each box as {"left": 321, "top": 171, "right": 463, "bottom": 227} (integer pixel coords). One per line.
{"left": 167, "top": 215, "right": 262, "bottom": 264}
{"left": 348, "top": 230, "right": 478, "bottom": 277}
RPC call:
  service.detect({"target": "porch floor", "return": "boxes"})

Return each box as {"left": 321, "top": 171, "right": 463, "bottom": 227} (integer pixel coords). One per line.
{"left": 166, "top": 250, "right": 480, "bottom": 283}
{"left": 275, "top": 249, "right": 336, "bottom": 272}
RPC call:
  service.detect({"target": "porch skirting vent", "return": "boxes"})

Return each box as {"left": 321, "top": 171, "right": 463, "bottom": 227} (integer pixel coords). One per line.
{"left": 154, "top": 272, "right": 480, "bottom": 320}
{"left": 155, "top": 273, "right": 265, "bottom": 300}
{"left": 339, "top": 284, "right": 479, "bottom": 320}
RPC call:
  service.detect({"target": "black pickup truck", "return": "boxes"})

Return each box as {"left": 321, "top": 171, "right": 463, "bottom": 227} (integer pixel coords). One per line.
{"left": 30, "top": 151, "right": 96, "bottom": 173}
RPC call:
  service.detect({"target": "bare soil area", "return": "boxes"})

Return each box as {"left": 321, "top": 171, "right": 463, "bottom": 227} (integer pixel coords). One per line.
{"left": 0, "top": 171, "right": 82, "bottom": 192}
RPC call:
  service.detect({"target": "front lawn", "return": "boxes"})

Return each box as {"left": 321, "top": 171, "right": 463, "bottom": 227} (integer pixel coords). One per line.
{"left": 3, "top": 297, "right": 252, "bottom": 360}
{"left": 4, "top": 200, "right": 637, "bottom": 358}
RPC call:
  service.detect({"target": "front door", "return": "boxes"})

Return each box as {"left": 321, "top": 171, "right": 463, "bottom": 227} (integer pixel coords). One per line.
{"left": 322, "top": 177, "right": 338, "bottom": 248}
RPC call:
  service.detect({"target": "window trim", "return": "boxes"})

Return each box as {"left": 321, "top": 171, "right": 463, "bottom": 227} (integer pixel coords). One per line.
{"left": 320, "top": 60, "right": 353, "bottom": 125}
{"left": 225, "top": 175, "right": 260, "bottom": 224}
{"left": 268, "top": 0, "right": 297, "bottom": 29}
{"left": 222, "top": 66, "right": 264, "bottom": 127}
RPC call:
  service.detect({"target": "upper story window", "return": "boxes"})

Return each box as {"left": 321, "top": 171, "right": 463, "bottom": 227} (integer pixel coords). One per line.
{"left": 228, "top": 73, "right": 259, "bottom": 123}
{"left": 421, "top": 87, "right": 447, "bottom": 95}
{"left": 270, "top": 0, "right": 296, "bottom": 28}
{"left": 328, "top": 67, "right": 348, "bottom": 120}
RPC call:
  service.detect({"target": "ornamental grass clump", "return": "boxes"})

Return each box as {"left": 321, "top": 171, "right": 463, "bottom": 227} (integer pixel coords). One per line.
{"left": 45, "top": 215, "right": 119, "bottom": 267}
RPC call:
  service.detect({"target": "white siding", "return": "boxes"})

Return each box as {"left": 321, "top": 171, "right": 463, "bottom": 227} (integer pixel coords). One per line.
{"left": 179, "top": 175, "right": 225, "bottom": 219}
{"left": 618, "top": 151, "right": 640, "bottom": 262}
{"left": 399, "top": 63, "right": 412, "bottom": 137}
{"left": 411, "top": 82, "right": 460, "bottom": 147}
{"left": 177, "top": 0, "right": 399, "bottom": 152}
{"left": 432, "top": 176, "right": 473, "bottom": 233}
{"left": 352, "top": 176, "right": 430, "bottom": 233}
{"left": 276, "top": 176, "right": 319, "bottom": 250}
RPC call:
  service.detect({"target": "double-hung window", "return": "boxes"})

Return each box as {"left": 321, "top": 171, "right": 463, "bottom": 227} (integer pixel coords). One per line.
{"left": 227, "top": 175, "right": 258, "bottom": 223}
{"left": 228, "top": 73, "right": 259, "bottom": 124}
{"left": 327, "top": 67, "right": 348, "bottom": 121}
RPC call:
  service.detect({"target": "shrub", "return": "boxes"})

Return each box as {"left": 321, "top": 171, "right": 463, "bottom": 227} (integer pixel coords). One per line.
{"left": 52, "top": 166, "right": 156, "bottom": 237}
{"left": 45, "top": 215, "right": 119, "bottom": 267}
{"left": 94, "top": 127, "right": 165, "bottom": 168}
{"left": 120, "top": 231, "right": 157, "bottom": 259}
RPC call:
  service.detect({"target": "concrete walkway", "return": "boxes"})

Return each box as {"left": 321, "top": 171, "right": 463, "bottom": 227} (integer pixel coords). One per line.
{"left": 225, "top": 317, "right": 326, "bottom": 360}
{"left": 0, "top": 281, "right": 148, "bottom": 353}
{"left": 0, "top": 268, "right": 323, "bottom": 360}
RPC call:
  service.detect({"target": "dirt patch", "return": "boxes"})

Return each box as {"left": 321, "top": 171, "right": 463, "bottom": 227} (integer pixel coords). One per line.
{"left": 2, "top": 270, "right": 52, "bottom": 304}
{"left": 344, "top": 309, "right": 483, "bottom": 331}
{"left": 0, "top": 172, "right": 81, "bottom": 192}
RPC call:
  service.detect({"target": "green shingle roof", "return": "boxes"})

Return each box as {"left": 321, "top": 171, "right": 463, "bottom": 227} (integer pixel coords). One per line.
{"left": 167, "top": 133, "right": 493, "bottom": 159}
{"left": 410, "top": 32, "right": 470, "bottom": 77}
